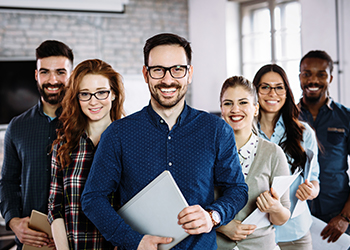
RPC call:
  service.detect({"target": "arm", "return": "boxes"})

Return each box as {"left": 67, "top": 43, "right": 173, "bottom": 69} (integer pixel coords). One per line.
{"left": 321, "top": 191, "right": 350, "bottom": 243}
{"left": 49, "top": 144, "right": 68, "bottom": 249}
{"left": 51, "top": 218, "right": 69, "bottom": 250}
{"left": 0, "top": 123, "right": 23, "bottom": 228}
{"left": 81, "top": 125, "right": 143, "bottom": 249}
{"left": 205, "top": 121, "right": 248, "bottom": 225}
{"left": 256, "top": 188, "right": 291, "bottom": 226}
{"left": 216, "top": 219, "right": 256, "bottom": 241}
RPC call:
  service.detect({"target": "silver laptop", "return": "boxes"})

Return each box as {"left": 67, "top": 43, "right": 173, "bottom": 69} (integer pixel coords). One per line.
{"left": 117, "top": 170, "right": 189, "bottom": 250}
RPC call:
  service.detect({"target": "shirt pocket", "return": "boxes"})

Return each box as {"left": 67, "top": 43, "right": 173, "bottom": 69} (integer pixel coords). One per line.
{"left": 327, "top": 127, "right": 345, "bottom": 145}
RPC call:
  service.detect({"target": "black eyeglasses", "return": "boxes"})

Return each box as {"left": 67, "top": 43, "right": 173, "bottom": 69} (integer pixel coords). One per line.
{"left": 258, "top": 84, "right": 286, "bottom": 96}
{"left": 146, "top": 65, "right": 190, "bottom": 79}
{"left": 77, "top": 90, "right": 111, "bottom": 101}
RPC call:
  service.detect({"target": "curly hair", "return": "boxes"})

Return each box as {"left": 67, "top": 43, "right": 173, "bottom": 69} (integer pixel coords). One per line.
{"left": 54, "top": 59, "right": 125, "bottom": 169}
{"left": 253, "top": 64, "right": 306, "bottom": 173}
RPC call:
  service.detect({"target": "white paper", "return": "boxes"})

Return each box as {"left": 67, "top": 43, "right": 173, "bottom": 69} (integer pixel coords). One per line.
{"left": 242, "top": 170, "right": 302, "bottom": 229}
{"left": 291, "top": 149, "right": 314, "bottom": 219}
{"left": 310, "top": 215, "right": 350, "bottom": 250}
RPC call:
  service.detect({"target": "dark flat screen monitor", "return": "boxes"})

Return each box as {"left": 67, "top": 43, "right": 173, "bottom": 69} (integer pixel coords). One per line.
{"left": 0, "top": 60, "right": 39, "bottom": 124}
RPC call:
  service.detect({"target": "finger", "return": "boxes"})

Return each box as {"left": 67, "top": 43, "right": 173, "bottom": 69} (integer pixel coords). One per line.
{"left": 240, "top": 224, "right": 257, "bottom": 231}
{"left": 321, "top": 226, "right": 331, "bottom": 239}
{"left": 177, "top": 205, "right": 201, "bottom": 221}
{"left": 153, "top": 236, "right": 173, "bottom": 245}
{"left": 328, "top": 231, "right": 341, "bottom": 243}
{"left": 270, "top": 187, "right": 279, "bottom": 200}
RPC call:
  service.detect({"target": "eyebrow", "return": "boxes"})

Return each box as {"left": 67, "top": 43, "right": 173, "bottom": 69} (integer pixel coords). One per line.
{"left": 38, "top": 68, "right": 67, "bottom": 72}
{"left": 260, "top": 82, "right": 284, "bottom": 86}
{"left": 79, "top": 87, "right": 109, "bottom": 92}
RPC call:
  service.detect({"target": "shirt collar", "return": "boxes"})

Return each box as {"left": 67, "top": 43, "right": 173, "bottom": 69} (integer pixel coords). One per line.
{"left": 146, "top": 101, "right": 189, "bottom": 128}
{"left": 238, "top": 133, "right": 258, "bottom": 160}
{"left": 298, "top": 97, "right": 333, "bottom": 111}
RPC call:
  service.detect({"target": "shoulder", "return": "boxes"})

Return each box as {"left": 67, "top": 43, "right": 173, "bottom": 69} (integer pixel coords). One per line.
{"left": 257, "top": 137, "right": 284, "bottom": 155}
{"left": 300, "top": 121, "right": 316, "bottom": 141}
{"left": 7, "top": 104, "right": 39, "bottom": 130}
{"left": 331, "top": 101, "right": 350, "bottom": 118}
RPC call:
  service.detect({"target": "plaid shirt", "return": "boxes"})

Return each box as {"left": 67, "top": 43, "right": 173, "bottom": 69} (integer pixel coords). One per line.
{"left": 0, "top": 100, "right": 59, "bottom": 234}
{"left": 48, "top": 133, "right": 116, "bottom": 250}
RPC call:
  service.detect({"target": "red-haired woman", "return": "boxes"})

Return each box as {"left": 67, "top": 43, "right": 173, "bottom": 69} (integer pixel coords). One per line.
{"left": 48, "top": 59, "right": 125, "bottom": 250}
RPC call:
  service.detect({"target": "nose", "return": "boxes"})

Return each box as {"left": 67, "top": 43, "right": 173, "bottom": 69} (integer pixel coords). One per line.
{"left": 268, "top": 87, "right": 278, "bottom": 96}
{"left": 88, "top": 95, "right": 99, "bottom": 105}
{"left": 48, "top": 72, "right": 58, "bottom": 83}
{"left": 162, "top": 70, "right": 174, "bottom": 85}
{"left": 308, "top": 74, "right": 319, "bottom": 83}
{"left": 230, "top": 103, "right": 240, "bottom": 112}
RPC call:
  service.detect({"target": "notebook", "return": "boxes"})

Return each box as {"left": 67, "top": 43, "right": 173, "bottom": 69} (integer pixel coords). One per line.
{"left": 117, "top": 170, "right": 189, "bottom": 250}
{"left": 22, "top": 210, "right": 52, "bottom": 250}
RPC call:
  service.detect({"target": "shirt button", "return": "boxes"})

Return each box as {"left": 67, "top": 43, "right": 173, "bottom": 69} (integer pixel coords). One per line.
{"left": 169, "top": 162, "right": 172, "bottom": 166}
{"left": 160, "top": 119, "right": 164, "bottom": 123}
{"left": 168, "top": 136, "right": 171, "bottom": 140}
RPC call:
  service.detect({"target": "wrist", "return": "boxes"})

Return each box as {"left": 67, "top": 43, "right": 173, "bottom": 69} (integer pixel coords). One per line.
{"left": 340, "top": 213, "right": 350, "bottom": 224}
{"left": 206, "top": 210, "right": 221, "bottom": 228}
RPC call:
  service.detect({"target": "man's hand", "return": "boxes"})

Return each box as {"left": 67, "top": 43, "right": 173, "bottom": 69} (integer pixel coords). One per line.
{"left": 9, "top": 217, "right": 53, "bottom": 248}
{"left": 137, "top": 235, "right": 172, "bottom": 250}
{"left": 177, "top": 205, "right": 213, "bottom": 234}
{"left": 296, "top": 179, "right": 318, "bottom": 201}
{"left": 216, "top": 219, "right": 256, "bottom": 241}
{"left": 321, "top": 215, "right": 349, "bottom": 243}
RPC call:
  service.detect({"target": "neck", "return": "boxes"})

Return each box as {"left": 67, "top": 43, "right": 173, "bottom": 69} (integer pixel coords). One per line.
{"left": 86, "top": 118, "right": 112, "bottom": 146}
{"left": 151, "top": 98, "right": 185, "bottom": 130}
{"left": 42, "top": 98, "right": 59, "bottom": 118}
{"left": 259, "top": 110, "right": 278, "bottom": 139}
{"left": 234, "top": 129, "right": 253, "bottom": 150}
{"left": 302, "top": 96, "right": 328, "bottom": 119}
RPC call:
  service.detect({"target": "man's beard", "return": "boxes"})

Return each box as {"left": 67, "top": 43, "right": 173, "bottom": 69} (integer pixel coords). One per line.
{"left": 37, "top": 83, "right": 66, "bottom": 105}
{"left": 149, "top": 83, "right": 187, "bottom": 108}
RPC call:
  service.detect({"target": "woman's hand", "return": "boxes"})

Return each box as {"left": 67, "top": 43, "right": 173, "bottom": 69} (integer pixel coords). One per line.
{"left": 256, "top": 187, "right": 291, "bottom": 226}
{"left": 216, "top": 219, "right": 256, "bottom": 241}
{"left": 296, "top": 179, "right": 319, "bottom": 201}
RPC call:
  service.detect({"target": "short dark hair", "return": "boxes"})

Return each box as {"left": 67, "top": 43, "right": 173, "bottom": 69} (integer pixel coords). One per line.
{"left": 299, "top": 50, "right": 333, "bottom": 74}
{"left": 143, "top": 33, "right": 192, "bottom": 66}
{"left": 36, "top": 40, "right": 74, "bottom": 66}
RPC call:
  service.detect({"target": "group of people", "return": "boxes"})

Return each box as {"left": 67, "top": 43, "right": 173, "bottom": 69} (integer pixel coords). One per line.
{"left": 0, "top": 32, "right": 348, "bottom": 250}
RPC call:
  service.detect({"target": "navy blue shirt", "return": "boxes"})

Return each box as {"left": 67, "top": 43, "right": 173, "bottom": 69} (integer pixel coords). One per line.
{"left": 81, "top": 103, "right": 248, "bottom": 249}
{"left": 299, "top": 98, "right": 350, "bottom": 217}
{"left": 0, "top": 100, "right": 60, "bottom": 233}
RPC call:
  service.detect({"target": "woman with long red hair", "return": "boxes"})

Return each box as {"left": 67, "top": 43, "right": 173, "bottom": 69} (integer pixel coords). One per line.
{"left": 48, "top": 59, "right": 125, "bottom": 250}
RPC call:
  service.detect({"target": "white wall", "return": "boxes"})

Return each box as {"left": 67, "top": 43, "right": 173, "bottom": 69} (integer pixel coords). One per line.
{"left": 188, "top": 0, "right": 230, "bottom": 113}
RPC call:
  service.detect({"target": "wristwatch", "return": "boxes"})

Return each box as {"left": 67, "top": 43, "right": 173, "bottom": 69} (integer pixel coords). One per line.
{"left": 207, "top": 210, "right": 221, "bottom": 227}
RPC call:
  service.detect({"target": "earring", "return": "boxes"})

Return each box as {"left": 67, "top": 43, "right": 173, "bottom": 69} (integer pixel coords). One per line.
{"left": 112, "top": 97, "right": 115, "bottom": 101}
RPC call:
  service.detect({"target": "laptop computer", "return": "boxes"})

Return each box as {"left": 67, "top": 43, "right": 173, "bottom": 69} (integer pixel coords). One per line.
{"left": 117, "top": 170, "right": 189, "bottom": 250}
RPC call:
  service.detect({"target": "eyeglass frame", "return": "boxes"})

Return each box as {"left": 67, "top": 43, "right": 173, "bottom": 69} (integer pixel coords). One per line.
{"left": 257, "top": 84, "right": 287, "bottom": 96}
{"left": 146, "top": 65, "right": 190, "bottom": 79}
{"left": 77, "top": 90, "right": 111, "bottom": 101}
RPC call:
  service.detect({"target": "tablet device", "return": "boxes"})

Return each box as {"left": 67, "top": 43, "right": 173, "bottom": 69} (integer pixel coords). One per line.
{"left": 117, "top": 170, "right": 189, "bottom": 250}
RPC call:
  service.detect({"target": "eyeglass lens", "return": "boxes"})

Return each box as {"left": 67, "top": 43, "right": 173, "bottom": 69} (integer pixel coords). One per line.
{"left": 259, "top": 85, "right": 286, "bottom": 95}
{"left": 78, "top": 90, "right": 110, "bottom": 101}
{"left": 148, "top": 65, "right": 188, "bottom": 79}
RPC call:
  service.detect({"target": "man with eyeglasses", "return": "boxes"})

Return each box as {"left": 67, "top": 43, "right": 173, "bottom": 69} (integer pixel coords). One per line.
{"left": 0, "top": 40, "right": 73, "bottom": 249}
{"left": 298, "top": 50, "right": 350, "bottom": 243}
{"left": 81, "top": 33, "right": 248, "bottom": 250}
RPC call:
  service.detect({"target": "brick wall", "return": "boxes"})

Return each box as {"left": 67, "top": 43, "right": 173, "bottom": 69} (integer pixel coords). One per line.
{"left": 0, "top": 0, "right": 189, "bottom": 75}
{"left": 0, "top": 0, "right": 190, "bottom": 169}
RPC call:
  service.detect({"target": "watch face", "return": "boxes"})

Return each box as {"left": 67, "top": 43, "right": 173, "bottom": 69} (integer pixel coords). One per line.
{"left": 212, "top": 211, "right": 221, "bottom": 223}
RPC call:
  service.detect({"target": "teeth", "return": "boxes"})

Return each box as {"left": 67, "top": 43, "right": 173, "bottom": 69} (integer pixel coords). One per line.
{"left": 231, "top": 116, "right": 243, "bottom": 121}
{"left": 266, "top": 100, "right": 278, "bottom": 104}
{"left": 160, "top": 88, "right": 176, "bottom": 93}
{"left": 90, "top": 108, "right": 101, "bottom": 112}
{"left": 47, "top": 87, "right": 59, "bottom": 91}
{"left": 308, "top": 87, "right": 319, "bottom": 91}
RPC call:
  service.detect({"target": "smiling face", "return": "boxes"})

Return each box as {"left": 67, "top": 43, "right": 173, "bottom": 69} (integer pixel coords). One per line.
{"left": 299, "top": 57, "right": 333, "bottom": 104}
{"left": 78, "top": 74, "right": 115, "bottom": 123}
{"left": 142, "top": 44, "right": 193, "bottom": 109}
{"left": 257, "top": 71, "right": 286, "bottom": 115}
{"left": 221, "top": 86, "right": 259, "bottom": 135}
{"left": 35, "top": 56, "right": 72, "bottom": 105}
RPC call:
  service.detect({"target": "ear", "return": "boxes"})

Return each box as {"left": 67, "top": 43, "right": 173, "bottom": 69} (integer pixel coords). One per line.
{"left": 35, "top": 69, "right": 38, "bottom": 81}
{"left": 187, "top": 65, "right": 193, "bottom": 84}
{"left": 142, "top": 65, "right": 148, "bottom": 84}
{"left": 111, "top": 91, "right": 116, "bottom": 101}
{"left": 254, "top": 103, "right": 259, "bottom": 117}
{"left": 329, "top": 74, "right": 333, "bottom": 84}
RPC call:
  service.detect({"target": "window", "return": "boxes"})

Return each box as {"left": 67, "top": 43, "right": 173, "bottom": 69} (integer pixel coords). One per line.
{"left": 241, "top": 0, "right": 302, "bottom": 100}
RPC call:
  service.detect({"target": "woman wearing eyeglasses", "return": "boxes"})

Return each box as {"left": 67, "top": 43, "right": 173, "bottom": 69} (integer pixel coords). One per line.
{"left": 48, "top": 59, "right": 125, "bottom": 250}
{"left": 252, "top": 64, "right": 320, "bottom": 250}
